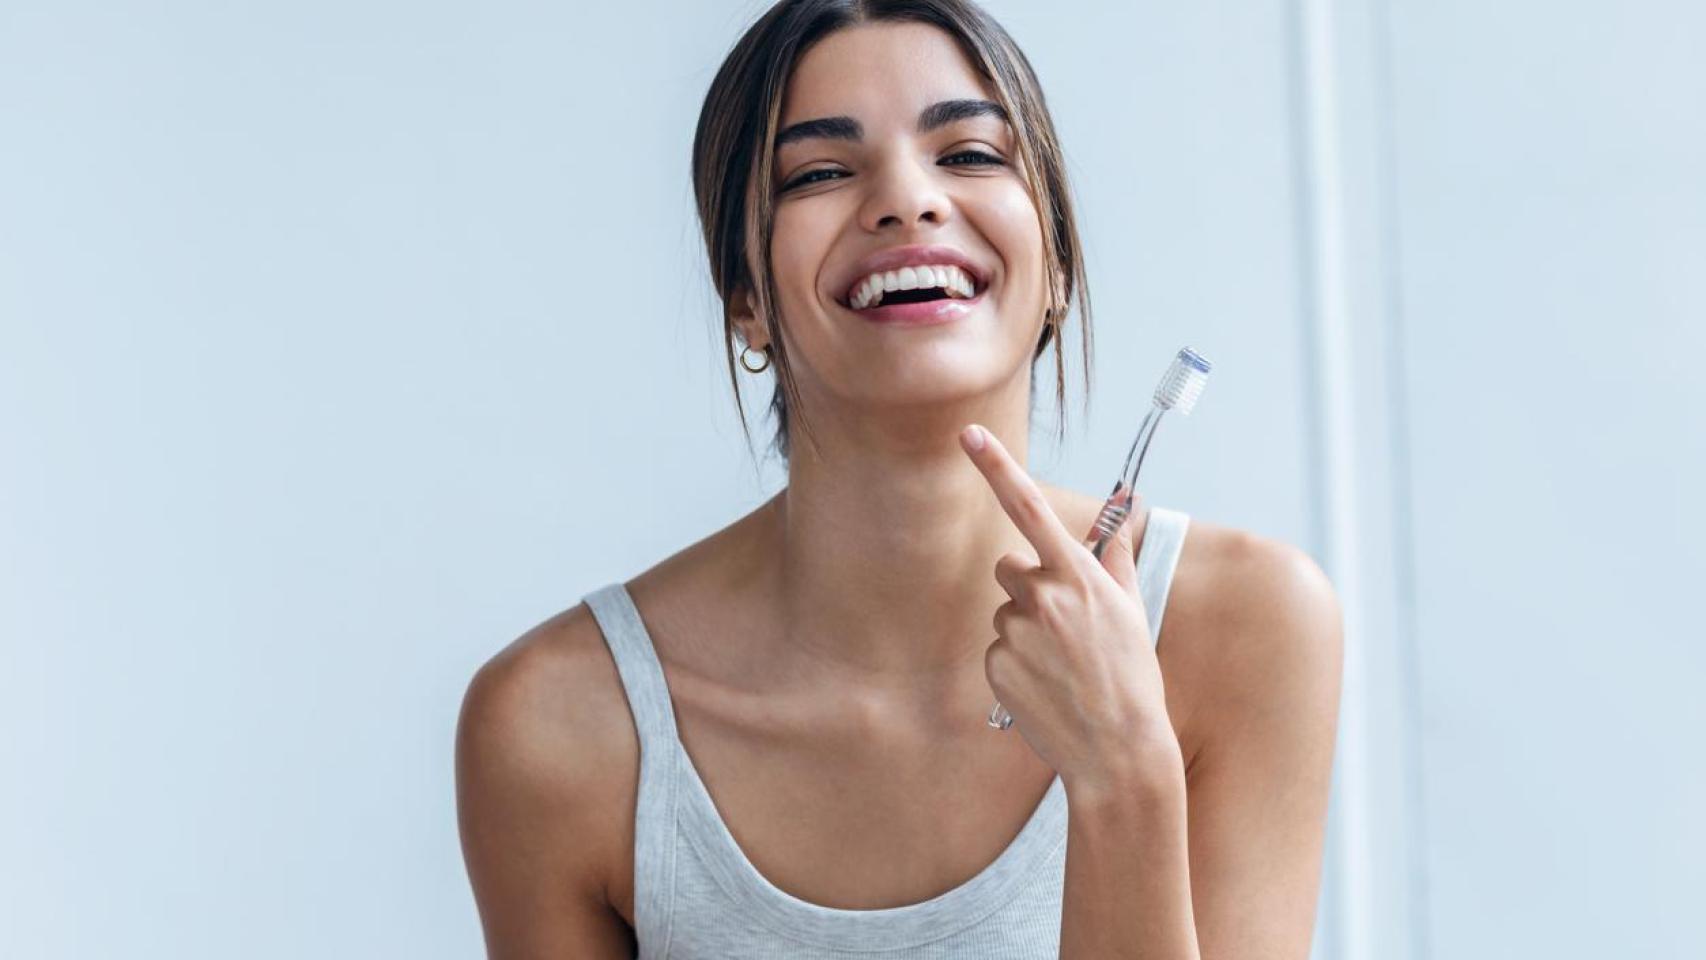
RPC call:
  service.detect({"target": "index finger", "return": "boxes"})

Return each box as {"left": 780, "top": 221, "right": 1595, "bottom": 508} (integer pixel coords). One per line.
{"left": 959, "top": 424, "right": 1089, "bottom": 572}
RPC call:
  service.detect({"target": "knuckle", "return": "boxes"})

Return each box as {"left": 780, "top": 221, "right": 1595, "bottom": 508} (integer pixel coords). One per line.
{"left": 1016, "top": 488, "right": 1051, "bottom": 524}
{"left": 1034, "top": 585, "right": 1073, "bottom": 631}
{"left": 1032, "top": 586, "right": 1062, "bottom": 625}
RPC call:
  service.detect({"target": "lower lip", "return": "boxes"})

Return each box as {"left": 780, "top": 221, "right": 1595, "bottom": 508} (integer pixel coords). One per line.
{"left": 849, "top": 288, "right": 984, "bottom": 325}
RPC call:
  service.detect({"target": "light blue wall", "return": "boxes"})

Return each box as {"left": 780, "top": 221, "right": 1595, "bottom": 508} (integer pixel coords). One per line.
{"left": 1387, "top": 2, "right": 1706, "bottom": 957}
{"left": 2, "top": 1, "right": 1698, "bottom": 958}
{"left": 0, "top": 3, "right": 1314, "bottom": 956}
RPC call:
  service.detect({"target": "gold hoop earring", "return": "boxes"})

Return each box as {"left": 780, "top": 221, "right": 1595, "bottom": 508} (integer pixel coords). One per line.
{"left": 739, "top": 343, "right": 772, "bottom": 373}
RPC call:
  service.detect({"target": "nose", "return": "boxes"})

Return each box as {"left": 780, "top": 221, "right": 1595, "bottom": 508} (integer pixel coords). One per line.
{"left": 858, "top": 151, "right": 951, "bottom": 233}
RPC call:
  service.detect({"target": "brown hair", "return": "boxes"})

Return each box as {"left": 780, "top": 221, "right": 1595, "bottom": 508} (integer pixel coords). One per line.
{"left": 691, "top": 0, "right": 1094, "bottom": 463}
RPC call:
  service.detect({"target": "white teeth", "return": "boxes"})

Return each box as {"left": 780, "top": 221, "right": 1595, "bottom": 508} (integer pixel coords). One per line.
{"left": 848, "top": 263, "right": 978, "bottom": 309}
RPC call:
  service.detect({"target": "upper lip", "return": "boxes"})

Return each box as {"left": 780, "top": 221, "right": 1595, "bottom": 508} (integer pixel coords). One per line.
{"left": 836, "top": 244, "right": 991, "bottom": 306}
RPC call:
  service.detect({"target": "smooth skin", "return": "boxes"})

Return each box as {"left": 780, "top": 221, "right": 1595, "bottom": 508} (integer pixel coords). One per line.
{"left": 457, "top": 20, "right": 1341, "bottom": 959}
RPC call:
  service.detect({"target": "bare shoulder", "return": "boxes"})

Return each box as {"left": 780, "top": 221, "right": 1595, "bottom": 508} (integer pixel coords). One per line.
{"left": 1158, "top": 518, "right": 1344, "bottom": 762}
{"left": 1169, "top": 518, "right": 1341, "bottom": 646}
{"left": 1145, "top": 520, "right": 1343, "bottom": 954}
{"left": 454, "top": 602, "right": 638, "bottom": 958}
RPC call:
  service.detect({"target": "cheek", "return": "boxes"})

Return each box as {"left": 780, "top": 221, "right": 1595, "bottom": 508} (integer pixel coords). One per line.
{"left": 769, "top": 204, "right": 839, "bottom": 304}
{"left": 981, "top": 186, "right": 1050, "bottom": 290}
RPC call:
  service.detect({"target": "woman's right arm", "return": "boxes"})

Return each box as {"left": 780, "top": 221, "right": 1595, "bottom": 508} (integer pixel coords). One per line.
{"left": 455, "top": 617, "right": 637, "bottom": 959}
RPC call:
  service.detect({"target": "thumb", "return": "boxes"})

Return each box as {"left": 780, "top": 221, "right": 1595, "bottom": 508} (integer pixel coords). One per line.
{"left": 1098, "top": 497, "right": 1142, "bottom": 599}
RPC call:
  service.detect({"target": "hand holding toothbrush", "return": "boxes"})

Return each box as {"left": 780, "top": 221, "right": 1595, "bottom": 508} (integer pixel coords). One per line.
{"left": 957, "top": 422, "right": 1181, "bottom": 793}
{"left": 960, "top": 346, "right": 1209, "bottom": 786}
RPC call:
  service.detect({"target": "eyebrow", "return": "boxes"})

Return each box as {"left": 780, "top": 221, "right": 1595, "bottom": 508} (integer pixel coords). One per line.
{"left": 773, "top": 98, "right": 1009, "bottom": 149}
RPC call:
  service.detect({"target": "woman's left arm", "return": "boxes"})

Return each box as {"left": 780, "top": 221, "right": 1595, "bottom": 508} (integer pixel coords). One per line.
{"left": 955, "top": 423, "right": 1343, "bottom": 959}
{"left": 1058, "top": 536, "right": 1344, "bottom": 960}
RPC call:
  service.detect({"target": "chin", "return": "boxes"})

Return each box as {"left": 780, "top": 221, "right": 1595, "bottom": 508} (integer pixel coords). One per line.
{"left": 846, "top": 353, "right": 1026, "bottom": 406}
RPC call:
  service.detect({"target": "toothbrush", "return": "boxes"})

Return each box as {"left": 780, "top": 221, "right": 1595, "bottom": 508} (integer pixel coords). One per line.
{"left": 987, "top": 346, "right": 1213, "bottom": 731}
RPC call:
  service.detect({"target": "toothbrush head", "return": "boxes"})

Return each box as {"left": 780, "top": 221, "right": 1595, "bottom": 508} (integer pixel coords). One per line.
{"left": 1154, "top": 346, "right": 1212, "bottom": 414}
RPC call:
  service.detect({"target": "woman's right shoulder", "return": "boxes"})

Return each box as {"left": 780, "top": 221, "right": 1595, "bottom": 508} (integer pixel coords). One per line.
{"left": 454, "top": 600, "right": 641, "bottom": 943}
{"left": 458, "top": 599, "right": 641, "bottom": 783}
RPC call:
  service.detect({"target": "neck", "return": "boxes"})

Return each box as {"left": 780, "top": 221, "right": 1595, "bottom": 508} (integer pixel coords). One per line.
{"left": 753, "top": 379, "right": 1043, "bottom": 692}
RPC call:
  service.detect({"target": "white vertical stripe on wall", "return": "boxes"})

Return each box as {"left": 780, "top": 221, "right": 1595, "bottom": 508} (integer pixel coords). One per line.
{"left": 1287, "top": 0, "right": 1432, "bottom": 957}
{"left": 1288, "top": 0, "right": 1372, "bottom": 955}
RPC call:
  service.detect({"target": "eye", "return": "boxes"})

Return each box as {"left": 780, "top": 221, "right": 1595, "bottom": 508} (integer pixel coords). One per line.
{"left": 779, "top": 167, "right": 847, "bottom": 192}
{"left": 941, "top": 149, "right": 1006, "bottom": 167}
{"left": 778, "top": 149, "right": 1007, "bottom": 193}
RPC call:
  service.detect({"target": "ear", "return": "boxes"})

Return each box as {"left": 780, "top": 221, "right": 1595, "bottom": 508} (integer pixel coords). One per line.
{"left": 728, "top": 286, "right": 766, "bottom": 349}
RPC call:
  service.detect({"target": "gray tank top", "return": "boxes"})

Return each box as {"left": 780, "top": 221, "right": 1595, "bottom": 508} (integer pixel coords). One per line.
{"left": 581, "top": 506, "right": 1191, "bottom": 958}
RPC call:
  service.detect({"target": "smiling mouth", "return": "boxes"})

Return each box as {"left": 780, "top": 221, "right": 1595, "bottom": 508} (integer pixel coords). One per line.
{"left": 839, "top": 265, "right": 988, "bottom": 311}
{"left": 838, "top": 284, "right": 983, "bottom": 314}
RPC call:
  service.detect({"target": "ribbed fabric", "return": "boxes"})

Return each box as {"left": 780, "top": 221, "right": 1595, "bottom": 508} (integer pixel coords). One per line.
{"left": 581, "top": 506, "right": 1191, "bottom": 958}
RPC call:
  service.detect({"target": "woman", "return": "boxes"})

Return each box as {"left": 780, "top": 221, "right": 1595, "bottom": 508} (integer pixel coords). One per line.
{"left": 456, "top": 1, "right": 1343, "bottom": 956}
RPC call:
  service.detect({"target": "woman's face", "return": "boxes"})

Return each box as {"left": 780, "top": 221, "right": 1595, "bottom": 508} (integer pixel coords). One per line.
{"left": 758, "top": 21, "right": 1052, "bottom": 424}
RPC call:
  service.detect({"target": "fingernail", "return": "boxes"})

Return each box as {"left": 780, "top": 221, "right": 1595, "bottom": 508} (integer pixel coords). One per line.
{"left": 962, "top": 425, "right": 985, "bottom": 451}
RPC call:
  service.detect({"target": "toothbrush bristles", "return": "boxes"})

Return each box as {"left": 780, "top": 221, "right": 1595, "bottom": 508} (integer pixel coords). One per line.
{"left": 1153, "top": 346, "right": 1212, "bottom": 414}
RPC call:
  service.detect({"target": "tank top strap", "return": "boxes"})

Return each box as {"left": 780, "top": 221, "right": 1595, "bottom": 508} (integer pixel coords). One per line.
{"left": 1135, "top": 506, "right": 1191, "bottom": 647}
{"left": 582, "top": 582, "right": 684, "bottom": 750}
{"left": 581, "top": 581, "right": 682, "bottom": 953}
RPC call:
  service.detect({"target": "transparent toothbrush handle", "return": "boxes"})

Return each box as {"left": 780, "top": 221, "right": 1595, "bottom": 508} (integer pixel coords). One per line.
{"left": 985, "top": 482, "right": 1135, "bottom": 732}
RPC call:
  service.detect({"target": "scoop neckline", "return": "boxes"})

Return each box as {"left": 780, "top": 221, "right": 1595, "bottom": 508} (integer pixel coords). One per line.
{"left": 607, "top": 582, "right": 1070, "bottom": 949}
